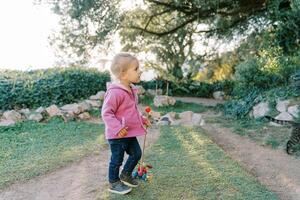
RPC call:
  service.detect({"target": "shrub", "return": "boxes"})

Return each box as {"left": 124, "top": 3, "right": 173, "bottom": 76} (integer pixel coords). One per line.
{"left": 222, "top": 90, "right": 262, "bottom": 119}
{"left": 292, "top": 70, "right": 300, "bottom": 94}
{"left": 0, "top": 67, "right": 110, "bottom": 110}
{"left": 140, "top": 79, "right": 218, "bottom": 98}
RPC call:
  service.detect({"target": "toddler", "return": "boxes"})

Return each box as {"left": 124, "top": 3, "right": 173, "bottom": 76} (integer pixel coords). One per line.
{"left": 101, "top": 52, "right": 149, "bottom": 195}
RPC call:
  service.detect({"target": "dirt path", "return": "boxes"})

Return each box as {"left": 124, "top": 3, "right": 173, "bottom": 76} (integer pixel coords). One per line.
{"left": 0, "top": 127, "right": 160, "bottom": 200}
{"left": 201, "top": 112, "right": 300, "bottom": 200}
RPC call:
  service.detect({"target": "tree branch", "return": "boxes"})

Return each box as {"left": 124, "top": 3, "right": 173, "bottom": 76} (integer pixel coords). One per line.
{"left": 147, "top": 0, "right": 192, "bottom": 14}
{"left": 143, "top": 9, "right": 172, "bottom": 34}
{"left": 130, "top": 15, "right": 198, "bottom": 37}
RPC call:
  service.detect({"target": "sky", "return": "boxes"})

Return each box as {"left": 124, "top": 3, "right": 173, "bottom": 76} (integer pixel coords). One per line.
{"left": 0, "top": 0, "right": 60, "bottom": 70}
{"left": 0, "top": 0, "right": 148, "bottom": 71}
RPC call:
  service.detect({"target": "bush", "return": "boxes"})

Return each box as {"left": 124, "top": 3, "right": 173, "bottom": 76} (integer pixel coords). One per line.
{"left": 169, "top": 81, "right": 214, "bottom": 97}
{"left": 292, "top": 70, "right": 300, "bottom": 94}
{"left": 233, "top": 58, "right": 276, "bottom": 97}
{"left": 0, "top": 67, "right": 110, "bottom": 110}
{"left": 211, "top": 80, "right": 235, "bottom": 96}
{"left": 222, "top": 90, "right": 262, "bottom": 119}
{"left": 140, "top": 79, "right": 223, "bottom": 98}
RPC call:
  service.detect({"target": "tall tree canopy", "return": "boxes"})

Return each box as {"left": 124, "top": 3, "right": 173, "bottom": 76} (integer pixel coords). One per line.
{"left": 42, "top": 0, "right": 297, "bottom": 76}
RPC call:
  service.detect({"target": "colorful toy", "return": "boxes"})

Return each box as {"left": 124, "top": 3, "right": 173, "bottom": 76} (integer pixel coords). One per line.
{"left": 132, "top": 106, "right": 153, "bottom": 182}
{"left": 132, "top": 163, "right": 153, "bottom": 181}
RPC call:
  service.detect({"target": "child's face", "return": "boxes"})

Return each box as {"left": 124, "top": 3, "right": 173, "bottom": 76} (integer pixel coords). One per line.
{"left": 121, "top": 59, "right": 141, "bottom": 84}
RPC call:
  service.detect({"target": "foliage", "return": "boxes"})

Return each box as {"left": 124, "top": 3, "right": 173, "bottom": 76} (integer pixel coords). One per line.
{"left": 292, "top": 69, "right": 300, "bottom": 93}
{"left": 44, "top": 0, "right": 276, "bottom": 65}
{"left": 140, "top": 79, "right": 234, "bottom": 98}
{"left": 271, "top": 2, "right": 300, "bottom": 53}
{"left": 232, "top": 45, "right": 300, "bottom": 98}
{"left": 0, "top": 67, "right": 110, "bottom": 110}
{"left": 0, "top": 118, "right": 105, "bottom": 189}
{"left": 212, "top": 79, "right": 235, "bottom": 96}
{"left": 46, "top": 0, "right": 121, "bottom": 65}
{"left": 222, "top": 90, "right": 262, "bottom": 118}
{"left": 121, "top": 21, "right": 199, "bottom": 82}
{"left": 233, "top": 58, "right": 274, "bottom": 97}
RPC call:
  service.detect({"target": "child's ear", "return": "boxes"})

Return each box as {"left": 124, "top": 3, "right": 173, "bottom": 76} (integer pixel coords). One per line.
{"left": 119, "top": 71, "right": 126, "bottom": 80}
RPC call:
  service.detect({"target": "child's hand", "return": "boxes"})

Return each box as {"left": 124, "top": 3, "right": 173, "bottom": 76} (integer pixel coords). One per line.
{"left": 117, "top": 127, "right": 128, "bottom": 138}
{"left": 144, "top": 119, "right": 151, "bottom": 128}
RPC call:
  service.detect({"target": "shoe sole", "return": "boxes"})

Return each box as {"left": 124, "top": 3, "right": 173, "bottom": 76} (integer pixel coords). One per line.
{"left": 121, "top": 180, "right": 139, "bottom": 188}
{"left": 108, "top": 187, "right": 132, "bottom": 195}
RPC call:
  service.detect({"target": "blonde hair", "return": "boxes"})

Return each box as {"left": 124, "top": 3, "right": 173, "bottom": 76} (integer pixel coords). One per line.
{"left": 110, "top": 52, "right": 137, "bottom": 79}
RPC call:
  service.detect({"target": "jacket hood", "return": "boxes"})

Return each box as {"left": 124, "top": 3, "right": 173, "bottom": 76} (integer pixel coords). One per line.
{"left": 106, "top": 82, "right": 139, "bottom": 93}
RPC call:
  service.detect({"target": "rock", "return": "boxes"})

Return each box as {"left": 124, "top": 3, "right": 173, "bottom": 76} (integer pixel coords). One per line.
{"left": 149, "top": 111, "right": 161, "bottom": 121}
{"left": 85, "top": 100, "right": 102, "bottom": 108}
{"left": 167, "top": 112, "right": 176, "bottom": 119}
{"left": 252, "top": 102, "right": 270, "bottom": 118}
{"left": 179, "top": 111, "right": 194, "bottom": 123}
{"left": 35, "top": 107, "right": 46, "bottom": 114}
{"left": 28, "top": 113, "right": 43, "bottom": 122}
{"left": 161, "top": 113, "right": 175, "bottom": 121}
{"left": 46, "top": 105, "right": 62, "bottom": 117}
{"left": 287, "top": 105, "right": 299, "bottom": 118}
{"left": 171, "top": 120, "right": 182, "bottom": 126}
{"left": 213, "top": 91, "right": 225, "bottom": 100}
{"left": 157, "top": 120, "right": 170, "bottom": 126}
{"left": 153, "top": 95, "right": 176, "bottom": 107}
{"left": 192, "top": 113, "right": 205, "bottom": 126}
{"left": 61, "top": 103, "right": 84, "bottom": 115}
{"left": 157, "top": 114, "right": 174, "bottom": 126}
{"left": 78, "top": 112, "right": 91, "bottom": 120}
{"left": 19, "top": 108, "right": 30, "bottom": 116}
{"left": 168, "top": 97, "right": 176, "bottom": 106}
{"left": 276, "top": 100, "right": 290, "bottom": 112}
{"left": 3, "top": 110, "right": 22, "bottom": 122}
{"left": 270, "top": 112, "right": 294, "bottom": 126}
{"left": 0, "top": 120, "right": 15, "bottom": 126}
{"left": 61, "top": 112, "right": 76, "bottom": 122}
{"left": 78, "top": 101, "right": 92, "bottom": 112}
{"left": 90, "top": 91, "right": 105, "bottom": 100}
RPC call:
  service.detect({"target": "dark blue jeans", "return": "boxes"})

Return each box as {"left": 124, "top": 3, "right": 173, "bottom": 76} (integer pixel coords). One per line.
{"left": 108, "top": 137, "right": 142, "bottom": 183}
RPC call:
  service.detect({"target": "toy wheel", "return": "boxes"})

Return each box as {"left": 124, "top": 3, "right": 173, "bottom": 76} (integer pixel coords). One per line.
{"left": 132, "top": 171, "right": 138, "bottom": 178}
{"left": 142, "top": 174, "right": 147, "bottom": 180}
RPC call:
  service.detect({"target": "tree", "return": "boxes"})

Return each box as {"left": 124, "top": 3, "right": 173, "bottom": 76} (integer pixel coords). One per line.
{"left": 39, "top": 0, "right": 121, "bottom": 65}
{"left": 120, "top": 8, "right": 202, "bottom": 82}
{"left": 43, "top": 0, "right": 294, "bottom": 68}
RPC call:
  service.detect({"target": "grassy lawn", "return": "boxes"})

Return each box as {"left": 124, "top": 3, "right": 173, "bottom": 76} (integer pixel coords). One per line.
{"left": 0, "top": 117, "right": 104, "bottom": 189}
{"left": 100, "top": 126, "right": 278, "bottom": 200}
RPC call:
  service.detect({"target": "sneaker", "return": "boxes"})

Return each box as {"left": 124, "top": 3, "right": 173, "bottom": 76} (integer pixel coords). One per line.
{"left": 120, "top": 172, "right": 139, "bottom": 187}
{"left": 108, "top": 181, "right": 132, "bottom": 195}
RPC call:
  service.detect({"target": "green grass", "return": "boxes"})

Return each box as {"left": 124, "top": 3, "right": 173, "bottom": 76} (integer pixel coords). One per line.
{"left": 0, "top": 117, "right": 105, "bottom": 189}
{"left": 99, "top": 126, "right": 278, "bottom": 200}
{"left": 140, "top": 97, "right": 212, "bottom": 114}
{"left": 206, "top": 115, "right": 292, "bottom": 151}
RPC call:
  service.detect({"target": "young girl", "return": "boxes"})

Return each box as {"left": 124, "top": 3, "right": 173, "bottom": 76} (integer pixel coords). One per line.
{"left": 101, "top": 53, "right": 149, "bottom": 195}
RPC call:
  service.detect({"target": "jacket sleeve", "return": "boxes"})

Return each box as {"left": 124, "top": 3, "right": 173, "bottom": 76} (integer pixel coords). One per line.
{"left": 134, "top": 91, "right": 148, "bottom": 125}
{"left": 101, "top": 90, "right": 125, "bottom": 136}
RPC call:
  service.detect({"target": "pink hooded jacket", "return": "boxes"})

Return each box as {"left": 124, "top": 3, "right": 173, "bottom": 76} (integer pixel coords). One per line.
{"left": 101, "top": 83, "right": 147, "bottom": 139}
